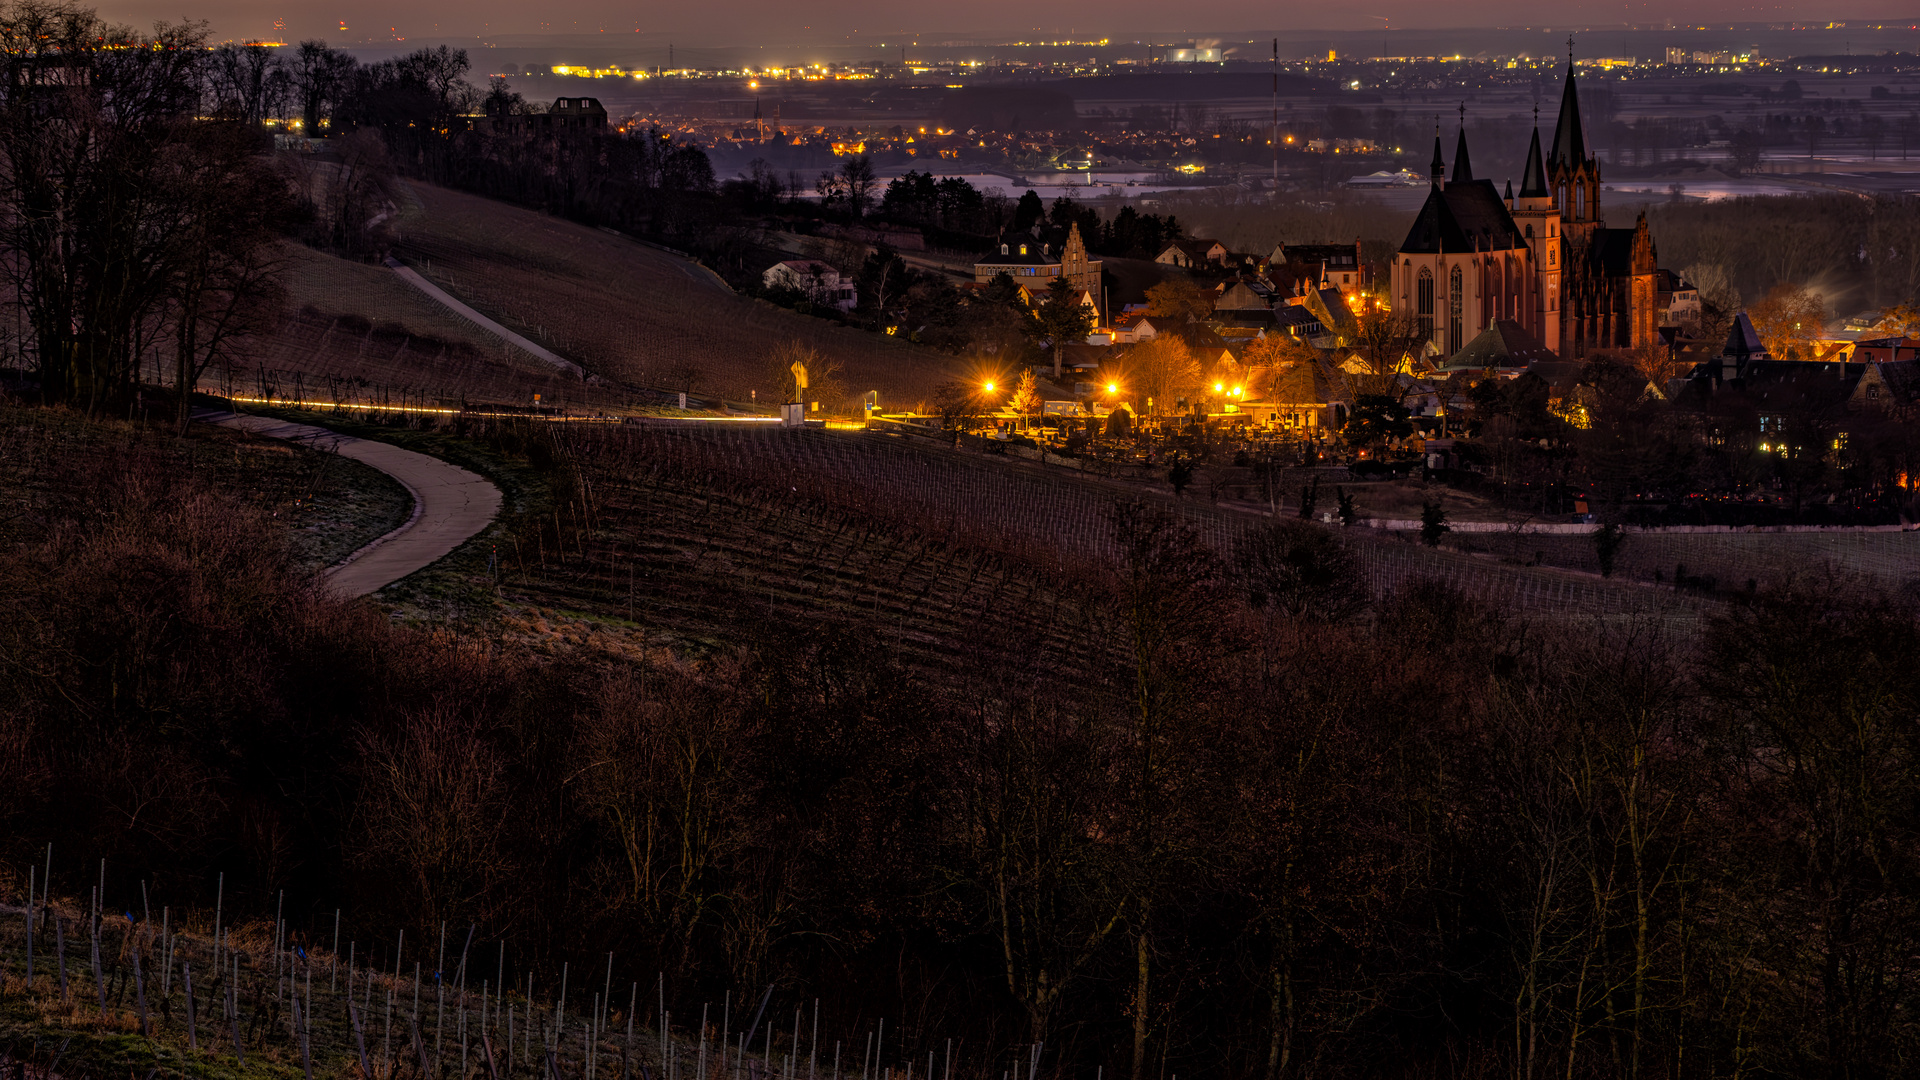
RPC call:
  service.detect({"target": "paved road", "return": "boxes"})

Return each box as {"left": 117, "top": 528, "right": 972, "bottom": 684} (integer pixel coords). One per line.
{"left": 197, "top": 411, "right": 502, "bottom": 598}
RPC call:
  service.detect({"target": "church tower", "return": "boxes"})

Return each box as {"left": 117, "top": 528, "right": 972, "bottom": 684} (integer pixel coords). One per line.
{"left": 1547, "top": 49, "right": 1602, "bottom": 246}
{"left": 1508, "top": 120, "right": 1562, "bottom": 355}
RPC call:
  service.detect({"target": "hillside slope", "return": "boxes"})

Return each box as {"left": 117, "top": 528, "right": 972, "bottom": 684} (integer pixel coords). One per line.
{"left": 389, "top": 183, "right": 964, "bottom": 407}
{"left": 234, "top": 243, "right": 625, "bottom": 413}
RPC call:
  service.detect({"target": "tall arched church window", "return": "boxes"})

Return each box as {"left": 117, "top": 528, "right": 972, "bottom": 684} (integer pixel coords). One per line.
{"left": 1448, "top": 265, "right": 1463, "bottom": 354}
{"left": 1416, "top": 267, "right": 1434, "bottom": 344}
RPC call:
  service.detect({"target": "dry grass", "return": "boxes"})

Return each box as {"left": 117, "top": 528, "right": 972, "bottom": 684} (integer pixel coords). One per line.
{"left": 0, "top": 399, "right": 410, "bottom": 570}
{"left": 277, "top": 245, "right": 503, "bottom": 355}
{"left": 388, "top": 182, "right": 966, "bottom": 407}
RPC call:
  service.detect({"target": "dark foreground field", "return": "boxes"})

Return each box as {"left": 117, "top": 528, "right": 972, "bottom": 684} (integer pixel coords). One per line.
{"left": 4, "top": 401, "right": 1919, "bottom": 1080}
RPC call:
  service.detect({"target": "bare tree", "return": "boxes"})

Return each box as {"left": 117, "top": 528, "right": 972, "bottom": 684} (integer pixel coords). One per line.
{"left": 1125, "top": 335, "right": 1201, "bottom": 416}
{"left": 840, "top": 154, "right": 877, "bottom": 217}
{"left": 1346, "top": 307, "right": 1429, "bottom": 391}
{"left": 205, "top": 42, "right": 277, "bottom": 127}
{"left": 163, "top": 122, "right": 293, "bottom": 431}
{"left": 762, "top": 338, "right": 843, "bottom": 406}
{"left": 0, "top": 3, "right": 214, "bottom": 409}
{"left": 288, "top": 39, "right": 356, "bottom": 132}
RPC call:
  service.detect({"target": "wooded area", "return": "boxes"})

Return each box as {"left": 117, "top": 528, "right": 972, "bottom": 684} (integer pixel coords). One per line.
{"left": 3, "top": 409, "right": 1916, "bottom": 1080}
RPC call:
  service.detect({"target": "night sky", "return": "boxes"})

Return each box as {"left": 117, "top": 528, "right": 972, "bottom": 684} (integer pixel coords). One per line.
{"left": 91, "top": 0, "right": 1920, "bottom": 48}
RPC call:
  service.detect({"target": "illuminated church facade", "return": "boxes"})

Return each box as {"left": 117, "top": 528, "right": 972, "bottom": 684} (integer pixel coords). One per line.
{"left": 1391, "top": 55, "right": 1662, "bottom": 360}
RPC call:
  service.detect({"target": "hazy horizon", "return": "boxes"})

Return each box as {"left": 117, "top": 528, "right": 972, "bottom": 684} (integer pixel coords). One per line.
{"left": 83, "top": 0, "right": 1920, "bottom": 50}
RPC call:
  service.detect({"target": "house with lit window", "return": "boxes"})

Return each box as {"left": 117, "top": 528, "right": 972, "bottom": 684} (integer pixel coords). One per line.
{"left": 973, "top": 224, "right": 1104, "bottom": 313}
{"left": 1155, "top": 238, "right": 1230, "bottom": 269}
{"left": 1270, "top": 241, "right": 1370, "bottom": 297}
{"left": 480, "top": 96, "right": 609, "bottom": 136}
{"left": 1849, "top": 356, "right": 1920, "bottom": 419}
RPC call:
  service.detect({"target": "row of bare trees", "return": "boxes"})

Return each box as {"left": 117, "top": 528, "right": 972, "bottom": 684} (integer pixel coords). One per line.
{"left": 0, "top": 1, "right": 294, "bottom": 422}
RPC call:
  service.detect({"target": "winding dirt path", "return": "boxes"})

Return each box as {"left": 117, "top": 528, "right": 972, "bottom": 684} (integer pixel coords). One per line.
{"left": 197, "top": 410, "right": 501, "bottom": 598}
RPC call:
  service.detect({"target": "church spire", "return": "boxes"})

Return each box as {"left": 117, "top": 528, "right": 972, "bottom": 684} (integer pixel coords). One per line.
{"left": 1450, "top": 103, "right": 1473, "bottom": 184}
{"left": 1550, "top": 42, "right": 1588, "bottom": 168}
{"left": 1519, "top": 122, "right": 1549, "bottom": 197}
{"left": 1429, "top": 119, "right": 1445, "bottom": 186}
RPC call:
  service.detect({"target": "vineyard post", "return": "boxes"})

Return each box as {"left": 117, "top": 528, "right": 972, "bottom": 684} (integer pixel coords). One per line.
{"left": 23, "top": 867, "right": 32, "bottom": 991}
{"left": 213, "top": 873, "right": 223, "bottom": 974}
{"left": 90, "top": 889, "right": 105, "bottom": 1017}
{"left": 298, "top": 980, "right": 316, "bottom": 1080}
{"left": 55, "top": 915, "right": 68, "bottom": 1001}
{"left": 436, "top": 922, "right": 448, "bottom": 1071}
{"left": 229, "top": 966, "right": 245, "bottom": 1065}
{"left": 352, "top": 996, "right": 373, "bottom": 1077}
{"left": 185, "top": 962, "right": 198, "bottom": 1049}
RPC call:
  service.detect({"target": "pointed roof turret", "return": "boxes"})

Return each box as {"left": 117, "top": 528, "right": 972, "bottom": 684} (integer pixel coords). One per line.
{"left": 1451, "top": 123, "right": 1474, "bottom": 184}
{"left": 1429, "top": 127, "right": 1445, "bottom": 186}
{"left": 1550, "top": 50, "right": 1588, "bottom": 169}
{"left": 1721, "top": 312, "right": 1768, "bottom": 361}
{"left": 1519, "top": 125, "right": 1550, "bottom": 198}
{"left": 1504, "top": 179, "right": 1513, "bottom": 199}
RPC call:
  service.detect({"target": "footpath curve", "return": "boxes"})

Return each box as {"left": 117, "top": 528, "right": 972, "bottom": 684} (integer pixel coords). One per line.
{"left": 197, "top": 410, "right": 502, "bottom": 599}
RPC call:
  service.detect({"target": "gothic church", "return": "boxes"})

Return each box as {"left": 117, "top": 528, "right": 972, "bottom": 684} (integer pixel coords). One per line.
{"left": 1391, "top": 54, "right": 1661, "bottom": 360}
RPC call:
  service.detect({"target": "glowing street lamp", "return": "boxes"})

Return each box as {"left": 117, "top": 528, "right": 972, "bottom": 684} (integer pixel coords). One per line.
{"left": 983, "top": 381, "right": 996, "bottom": 393}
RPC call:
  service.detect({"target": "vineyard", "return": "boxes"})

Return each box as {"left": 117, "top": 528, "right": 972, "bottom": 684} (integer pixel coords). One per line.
{"left": 0, "top": 885, "right": 945, "bottom": 1080}
{"left": 387, "top": 183, "right": 960, "bottom": 408}
{"left": 474, "top": 422, "right": 1719, "bottom": 669}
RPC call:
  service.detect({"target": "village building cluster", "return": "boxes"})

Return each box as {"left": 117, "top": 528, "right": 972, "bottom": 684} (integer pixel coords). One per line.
{"left": 877, "top": 56, "right": 1920, "bottom": 488}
